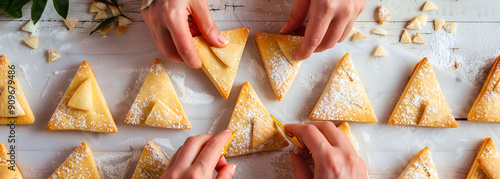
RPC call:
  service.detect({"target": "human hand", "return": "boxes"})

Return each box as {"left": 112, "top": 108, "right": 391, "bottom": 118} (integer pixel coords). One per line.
{"left": 141, "top": 0, "right": 229, "bottom": 69}
{"left": 280, "top": 0, "right": 365, "bottom": 60}
{"left": 285, "top": 121, "right": 367, "bottom": 179}
{"left": 160, "top": 130, "right": 236, "bottom": 179}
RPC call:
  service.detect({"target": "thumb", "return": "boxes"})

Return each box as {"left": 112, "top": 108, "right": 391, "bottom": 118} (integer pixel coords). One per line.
{"left": 290, "top": 153, "right": 313, "bottom": 179}
{"left": 190, "top": 0, "right": 228, "bottom": 47}
{"left": 215, "top": 164, "right": 236, "bottom": 179}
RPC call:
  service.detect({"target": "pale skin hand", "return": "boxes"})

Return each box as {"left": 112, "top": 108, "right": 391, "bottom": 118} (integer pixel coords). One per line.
{"left": 285, "top": 121, "right": 368, "bottom": 179}
{"left": 280, "top": 0, "right": 365, "bottom": 61}
{"left": 160, "top": 130, "right": 236, "bottom": 179}
{"left": 141, "top": 0, "right": 228, "bottom": 69}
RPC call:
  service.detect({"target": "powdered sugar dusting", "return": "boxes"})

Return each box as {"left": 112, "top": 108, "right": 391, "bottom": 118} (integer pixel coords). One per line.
{"left": 171, "top": 71, "right": 214, "bottom": 105}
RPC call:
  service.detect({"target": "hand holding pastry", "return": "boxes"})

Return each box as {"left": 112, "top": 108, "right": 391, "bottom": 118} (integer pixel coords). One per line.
{"left": 141, "top": 0, "right": 228, "bottom": 69}
{"left": 285, "top": 121, "right": 368, "bottom": 179}
{"left": 161, "top": 130, "right": 235, "bottom": 179}
{"left": 280, "top": 0, "right": 365, "bottom": 60}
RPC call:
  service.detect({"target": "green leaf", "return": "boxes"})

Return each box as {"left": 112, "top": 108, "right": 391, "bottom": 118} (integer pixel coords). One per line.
{"left": 31, "top": 0, "right": 48, "bottom": 24}
{"left": 9, "top": 0, "right": 31, "bottom": 10}
{"left": 53, "top": 0, "right": 68, "bottom": 19}
{"left": 109, "top": 0, "right": 118, "bottom": 7}
{"left": 90, "top": 16, "right": 117, "bottom": 35}
{"left": 1, "top": 7, "right": 22, "bottom": 18}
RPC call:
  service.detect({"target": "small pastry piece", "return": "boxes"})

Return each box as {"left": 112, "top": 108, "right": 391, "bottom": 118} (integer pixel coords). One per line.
{"left": 388, "top": 58, "right": 458, "bottom": 128}
{"left": 0, "top": 55, "right": 35, "bottom": 124}
{"left": 255, "top": 33, "right": 302, "bottom": 101}
{"left": 347, "top": 28, "right": 356, "bottom": 37}
{"left": 372, "top": 45, "right": 388, "bottom": 57}
{"left": 443, "top": 23, "right": 457, "bottom": 33}
{"left": 478, "top": 158, "right": 500, "bottom": 178}
{"left": 351, "top": 31, "right": 367, "bottom": 41}
{"left": 49, "top": 142, "right": 100, "bottom": 179}
{"left": 0, "top": 142, "right": 24, "bottom": 179}
{"left": 125, "top": 59, "right": 191, "bottom": 129}
{"left": 99, "top": 22, "right": 114, "bottom": 35}
{"left": 89, "top": 4, "right": 100, "bottom": 13}
{"left": 46, "top": 61, "right": 117, "bottom": 133}
{"left": 400, "top": 30, "right": 412, "bottom": 43}
{"left": 398, "top": 147, "right": 439, "bottom": 178}
{"left": 22, "top": 20, "right": 37, "bottom": 33}
{"left": 377, "top": 5, "right": 391, "bottom": 24}
{"left": 465, "top": 138, "right": 500, "bottom": 179}
{"left": 468, "top": 55, "right": 500, "bottom": 122}
{"left": 132, "top": 141, "right": 169, "bottom": 179}
{"left": 109, "top": 6, "right": 122, "bottom": 16}
{"left": 118, "top": 16, "right": 132, "bottom": 27}
{"left": 413, "top": 32, "right": 425, "bottom": 44}
{"left": 117, "top": 25, "right": 127, "bottom": 35}
{"left": 48, "top": 49, "right": 61, "bottom": 63}
{"left": 337, "top": 122, "right": 357, "bottom": 152}
{"left": 406, "top": 18, "right": 422, "bottom": 30}
{"left": 455, "top": 61, "right": 461, "bottom": 69}
{"left": 416, "top": 15, "right": 428, "bottom": 26}
{"left": 24, "top": 36, "right": 39, "bottom": 49}
{"left": 434, "top": 19, "right": 445, "bottom": 31}
{"left": 422, "top": 1, "right": 438, "bottom": 11}
{"left": 194, "top": 27, "right": 250, "bottom": 99}
{"left": 310, "top": 53, "right": 377, "bottom": 123}
{"left": 63, "top": 18, "right": 79, "bottom": 30}
{"left": 276, "top": 37, "right": 302, "bottom": 65}
{"left": 225, "top": 82, "right": 288, "bottom": 157}
{"left": 370, "top": 28, "right": 387, "bottom": 36}
{"left": 93, "top": 1, "right": 107, "bottom": 10}
{"left": 94, "top": 10, "right": 108, "bottom": 20}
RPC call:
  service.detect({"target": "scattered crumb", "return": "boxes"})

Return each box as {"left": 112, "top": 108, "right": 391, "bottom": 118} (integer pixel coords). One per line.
{"left": 422, "top": 1, "right": 438, "bottom": 11}
{"left": 455, "top": 61, "right": 461, "bottom": 69}
{"left": 351, "top": 31, "right": 367, "bottom": 41}
{"left": 377, "top": 5, "right": 392, "bottom": 24}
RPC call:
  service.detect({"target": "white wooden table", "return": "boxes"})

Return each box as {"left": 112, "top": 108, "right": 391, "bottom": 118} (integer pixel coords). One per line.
{"left": 1, "top": 0, "right": 500, "bottom": 178}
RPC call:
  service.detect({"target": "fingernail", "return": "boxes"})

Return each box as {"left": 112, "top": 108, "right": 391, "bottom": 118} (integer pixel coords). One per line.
{"left": 231, "top": 165, "right": 237, "bottom": 174}
{"left": 280, "top": 22, "right": 288, "bottom": 34}
{"left": 218, "top": 34, "right": 229, "bottom": 45}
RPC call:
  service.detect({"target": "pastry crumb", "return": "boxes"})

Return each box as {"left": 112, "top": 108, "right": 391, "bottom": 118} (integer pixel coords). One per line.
{"left": 455, "top": 61, "right": 461, "bottom": 69}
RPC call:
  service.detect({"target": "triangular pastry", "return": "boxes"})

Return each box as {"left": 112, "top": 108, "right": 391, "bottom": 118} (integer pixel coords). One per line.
{"left": 252, "top": 116, "right": 278, "bottom": 148}
{"left": 48, "top": 49, "right": 61, "bottom": 63}
{"left": 434, "top": 19, "right": 445, "bottom": 31}
{"left": 370, "top": 28, "right": 387, "bottom": 36}
{"left": 0, "top": 55, "right": 34, "bottom": 124}
{"left": 422, "top": 1, "right": 438, "bottom": 11}
{"left": 255, "top": 33, "right": 303, "bottom": 101}
{"left": 388, "top": 58, "right": 458, "bottom": 128}
{"left": 377, "top": 5, "right": 391, "bottom": 24}
{"left": 400, "top": 30, "right": 412, "bottom": 43}
{"left": 0, "top": 142, "right": 23, "bottom": 179}
{"left": 398, "top": 147, "right": 439, "bottom": 179}
{"left": 24, "top": 37, "right": 39, "bottom": 49}
{"left": 406, "top": 18, "right": 422, "bottom": 30}
{"left": 351, "top": 32, "right": 367, "bottom": 41}
{"left": 125, "top": 58, "right": 191, "bottom": 129}
{"left": 469, "top": 55, "right": 500, "bottom": 122}
{"left": 46, "top": 61, "right": 117, "bottom": 133}
{"left": 372, "top": 45, "right": 388, "bottom": 57}
{"left": 225, "top": 82, "right": 288, "bottom": 157}
{"left": 478, "top": 158, "right": 500, "bottom": 179}
{"left": 193, "top": 27, "right": 250, "bottom": 99}
{"left": 310, "top": 53, "right": 377, "bottom": 123}
{"left": 466, "top": 138, "right": 500, "bottom": 179}
{"left": 49, "top": 142, "right": 100, "bottom": 179}
{"left": 413, "top": 32, "right": 425, "bottom": 44}
{"left": 444, "top": 23, "right": 457, "bottom": 33}
{"left": 132, "top": 141, "right": 169, "bottom": 179}
{"left": 276, "top": 37, "right": 302, "bottom": 65}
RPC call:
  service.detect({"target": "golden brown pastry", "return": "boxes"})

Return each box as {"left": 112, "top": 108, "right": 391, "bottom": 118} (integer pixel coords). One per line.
{"left": 337, "top": 122, "right": 358, "bottom": 152}
{"left": 388, "top": 58, "right": 458, "bottom": 128}
{"left": 478, "top": 158, "right": 500, "bottom": 179}
{"left": 225, "top": 82, "right": 288, "bottom": 157}
{"left": 466, "top": 138, "right": 500, "bottom": 179}
{"left": 132, "top": 141, "right": 169, "bottom": 179}
{"left": 125, "top": 58, "right": 191, "bottom": 129}
{"left": 193, "top": 27, "right": 250, "bottom": 99}
{"left": 468, "top": 55, "right": 500, "bottom": 122}
{"left": 0, "top": 142, "right": 23, "bottom": 179}
{"left": 398, "top": 147, "right": 439, "bottom": 179}
{"left": 49, "top": 142, "right": 100, "bottom": 179}
{"left": 0, "top": 55, "right": 34, "bottom": 125}
{"left": 254, "top": 33, "right": 303, "bottom": 101}
{"left": 310, "top": 53, "right": 377, "bottom": 123}
{"left": 46, "top": 61, "right": 117, "bottom": 133}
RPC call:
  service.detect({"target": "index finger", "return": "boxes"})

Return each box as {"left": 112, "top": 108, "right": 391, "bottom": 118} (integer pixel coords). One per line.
{"left": 295, "top": 3, "right": 334, "bottom": 60}
{"left": 165, "top": 11, "right": 203, "bottom": 69}
{"left": 284, "top": 123, "right": 331, "bottom": 155}
{"left": 193, "top": 130, "right": 232, "bottom": 173}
